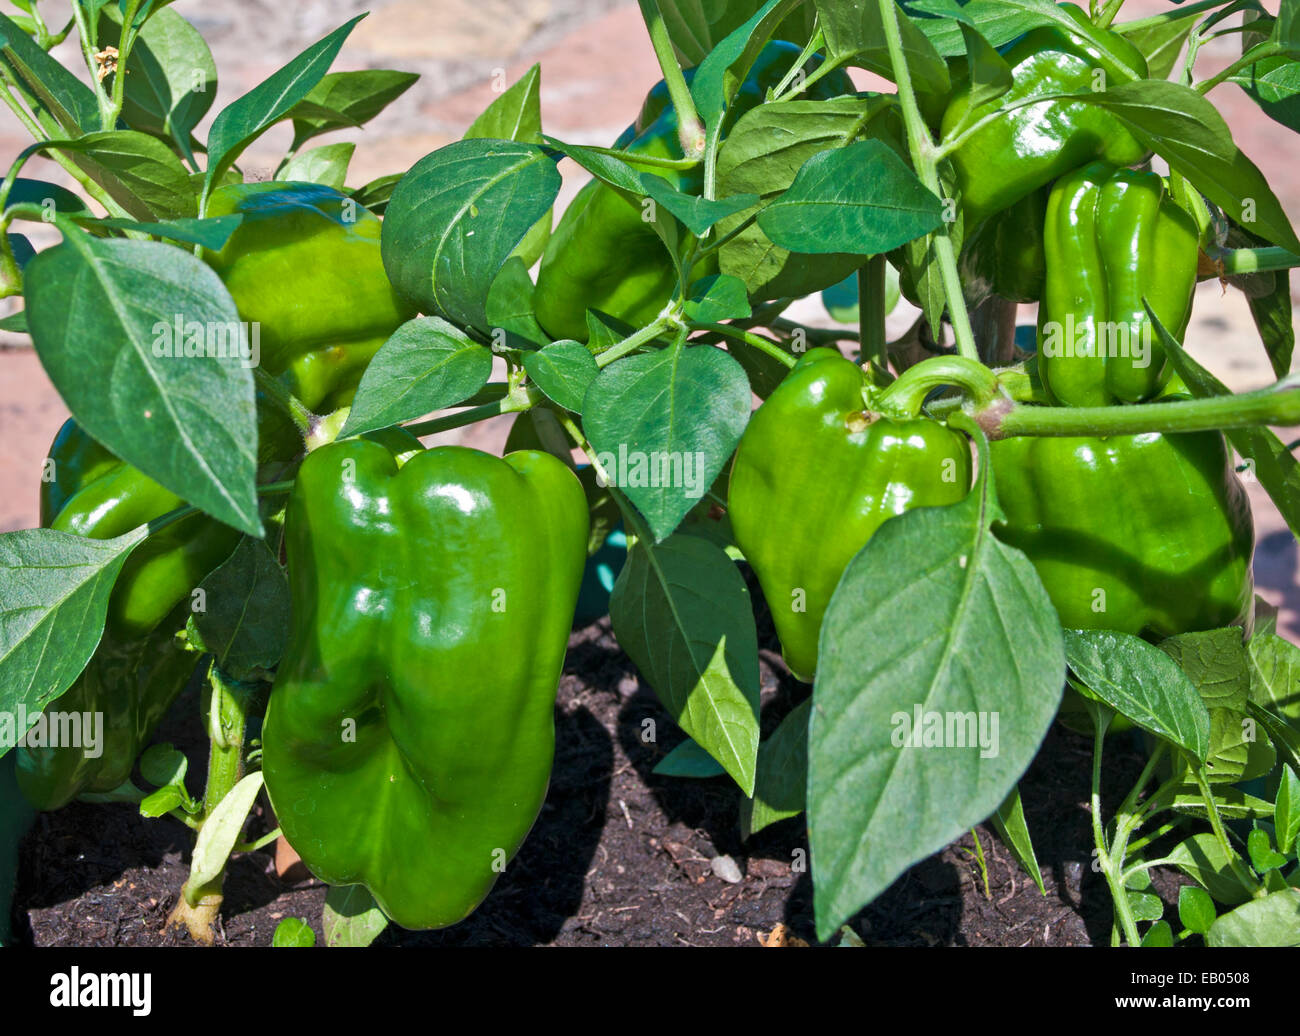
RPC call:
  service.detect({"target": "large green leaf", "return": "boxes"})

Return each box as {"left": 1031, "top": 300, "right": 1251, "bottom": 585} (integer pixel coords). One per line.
{"left": 610, "top": 532, "right": 761, "bottom": 795}
{"left": 809, "top": 421, "right": 1064, "bottom": 940}
{"left": 581, "top": 344, "right": 750, "bottom": 542}
{"left": 381, "top": 140, "right": 560, "bottom": 332}
{"left": 24, "top": 234, "right": 261, "bottom": 535}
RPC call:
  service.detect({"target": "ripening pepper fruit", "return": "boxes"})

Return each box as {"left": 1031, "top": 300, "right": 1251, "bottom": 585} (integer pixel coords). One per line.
{"left": 203, "top": 181, "right": 416, "bottom": 413}
{"left": 17, "top": 398, "right": 307, "bottom": 811}
{"left": 989, "top": 430, "right": 1254, "bottom": 640}
{"left": 728, "top": 348, "right": 972, "bottom": 682}
{"left": 940, "top": 3, "right": 1149, "bottom": 227}
{"left": 534, "top": 41, "right": 855, "bottom": 343}
{"left": 15, "top": 421, "right": 243, "bottom": 809}
{"left": 1037, "top": 163, "right": 1199, "bottom": 406}
{"left": 261, "top": 436, "right": 589, "bottom": 930}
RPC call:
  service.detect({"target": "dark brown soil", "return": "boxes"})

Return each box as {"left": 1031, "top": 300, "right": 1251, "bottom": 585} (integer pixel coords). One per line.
{"left": 10, "top": 585, "right": 1184, "bottom": 948}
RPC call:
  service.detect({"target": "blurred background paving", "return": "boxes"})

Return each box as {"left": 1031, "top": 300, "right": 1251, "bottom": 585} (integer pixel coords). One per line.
{"left": 1, "top": 0, "right": 1297, "bottom": 632}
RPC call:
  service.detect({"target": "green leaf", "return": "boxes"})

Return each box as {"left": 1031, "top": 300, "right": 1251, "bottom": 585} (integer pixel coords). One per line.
{"left": 1082, "top": 80, "right": 1300, "bottom": 254}
{"left": 1207, "top": 889, "right": 1300, "bottom": 946}
{"left": 716, "top": 95, "right": 895, "bottom": 300}
{"left": 1063, "top": 629, "right": 1210, "bottom": 759}
{"left": 691, "top": 0, "right": 794, "bottom": 128}
{"left": 272, "top": 917, "right": 316, "bottom": 947}
{"left": 1231, "top": 55, "right": 1300, "bottom": 134}
{"left": 72, "top": 214, "right": 243, "bottom": 251}
{"left": 1277, "top": 765, "right": 1300, "bottom": 855}
{"left": 1140, "top": 920, "right": 1174, "bottom": 947}
{"left": 485, "top": 256, "right": 549, "bottom": 349}
{"left": 808, "top": 419, "right": 1064, "bottom": 940}
{"left": 1248, "top": 826, "right": 1289, "bottom": 872}
{"left": 1117, "top": 7, "right": 1198, "bottom": 81}
{"left": 186, "top": 771, "right": 263, "bottom": 893}
{"left": 0, "top": 528, "right": 145, "bottom": 758}
{"left": 464, "top": 64, "right": 542, "bottom": 143}
{"left": 139, "top": 784, "right": 183, "bottom": 819}
{"left": 349, "top": 173, "right": 402, "bottom": 215}
{"left": 522, "top": 341, "right": 598, "bottom": 413}
{"left": 184, "top": 537, "right": 288, "bottom": 682}
{"left": 1161, "top": 628, "right": 1267, "bottom": 785}
{"left": 139, "top": 742, "right": 187, "bottom": 788}
{"left": 1166, "top": 832, "right": 1255, "bottom": 906}
{"left": 1178, "top": 885, "right": 1218, "bottom": 935}
{"left": 204, "top": 15, "right": 364, "bottom": 194}
{"left": 340, "top": 317, "right": 493, "bottom": 438}
{"left": 5, "top": 178, "right": 93, "bottom": 218}
{"left": 278, "top": 142, "right": 355, "bottom": 191}
{"left": 289, "top": 69, "right": 419, "bottom": 150}
{"left": 0, "top": 11, "right": 99, "bottom": 133}
{"left": 43, "top": 132, "right": 198, "bottom": 221}
{"left": 958, "top": 22, "right": 1012, "bottom": 111}
{"left": 989, "top": 784, "right": 1046, "bottom": 895}
{"left": 1248, "top": 630, "right": 1300, "bottom": 727}
{"left": 683, "top": 274, "right": 751, "bottom": 324}
{"left": 1128, "top": 890, "right": 1165, "bottom": 923}
{"left": 610, "top": 532, "right": 761, "bottom": 795}
{"left": 740, "top": 698, "right": 810, "bottom": 838}
{"left": 653, "top": 738, "right": 729, "bottom": 778}
{"left": 1158, "top": 324, "right": 1300, "bottom": 540}
{"left": 24, "top": 234, "right": 261, "bottom": 536}
{"left": 758, "top": 140, "right": 945, "bottom": 256}
{"left": 99, "top": 5, "right": 217, "bottom": 163}
{"left": 323, "top": 884, "right": 389, "bottom": 947}
{"left": 818, "top": 0, "right": 950, "bottom": 99}
{"left": 905, "top": 0, "right": 1055, "bottom": 56}
{"left": 1171, "top": 784, "right": 1274, "bottom": 821}
{"left": 656, "top": 0, "right": 815, "bottom": 66}
{"left": 582, "top": 345, "right": 751, "bottom": 542}
{"left": 381, "top": 139, "right": 560, "bottom": 332}
{"left": 642, "top": 178, "right": 759, "bottom": 236}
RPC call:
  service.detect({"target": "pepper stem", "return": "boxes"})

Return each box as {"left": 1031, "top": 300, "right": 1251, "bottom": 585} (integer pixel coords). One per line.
{"left": 874, "top": 354, "right": 1001, "bottom": 418}
{"left": 983, "top": 375, "right": 1300, "bottom": 439}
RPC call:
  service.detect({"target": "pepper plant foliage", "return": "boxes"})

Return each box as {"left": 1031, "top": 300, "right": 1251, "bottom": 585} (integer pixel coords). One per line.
{"left": 1, "top": 0, "right": 1300, "bottom": 948}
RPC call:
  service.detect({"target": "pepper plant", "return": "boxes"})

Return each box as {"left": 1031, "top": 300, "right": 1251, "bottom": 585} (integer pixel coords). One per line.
{"left": 2, "top": 0, "right": 1300, "bottom": 948}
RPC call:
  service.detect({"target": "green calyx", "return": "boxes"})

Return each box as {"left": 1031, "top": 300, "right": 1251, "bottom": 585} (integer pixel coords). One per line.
{"left": 1038, "top": 162, "right": 1199, "bottom": 406}
{"left": 203, "top": 181, "right": 416, "bottom": 413}
{"left": 940, "top": 3, "right": 1149, "bottom": 228}
{"left": 729, "top": 348, "right": 972, "bottom": 682}
{"left": 261, "top": 438, "right": 588, "bottom": 930}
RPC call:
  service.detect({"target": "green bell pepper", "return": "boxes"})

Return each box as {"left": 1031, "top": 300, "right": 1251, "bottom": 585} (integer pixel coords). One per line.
{"left": 534, "top": 41, "right": 854, "bottom": 342}
{"left": 940, "top": 3, "right": 1149, "bottom": 227}
{"left": 1038, "top": 162, "right": 1199, "bottom": 406}
{"left": 989, "top": 430, "right": 1254, "bottom": 639}
{"left": 203, "top": 181, "right": 416, "bottom": 413}
{"left": 729, "top": 348, "right": 972, "bottom": 682}
{"left": 16, "top": 421, "right": 246, "bottom": 809}
{"left": 261, "top": 436, "right": 589, "bottom": 930}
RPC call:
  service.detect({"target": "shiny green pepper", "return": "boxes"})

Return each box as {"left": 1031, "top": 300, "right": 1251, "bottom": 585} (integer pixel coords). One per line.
{"left": 729, "top": 348, "right": 972, "bottom": 682}
{"left": 534, "top": 41, "right": 854, "bottom": 343}
{"left": 16, "top": 421, "right": 244, "bottom": 809}
{"left": 989, "top": 430, "right": 1254, "bottom": 639}
{"left": 203, "top": 181, "right": 416, "bottom": 413}
{"left": 940, "top": 3, "right": 1149, "bottom": 227}
{"left": 262, "top": 437, "right": 589, "bottom": 930}
{"left": 1038, "top": 163, "right": 1199, "bottom": 406}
